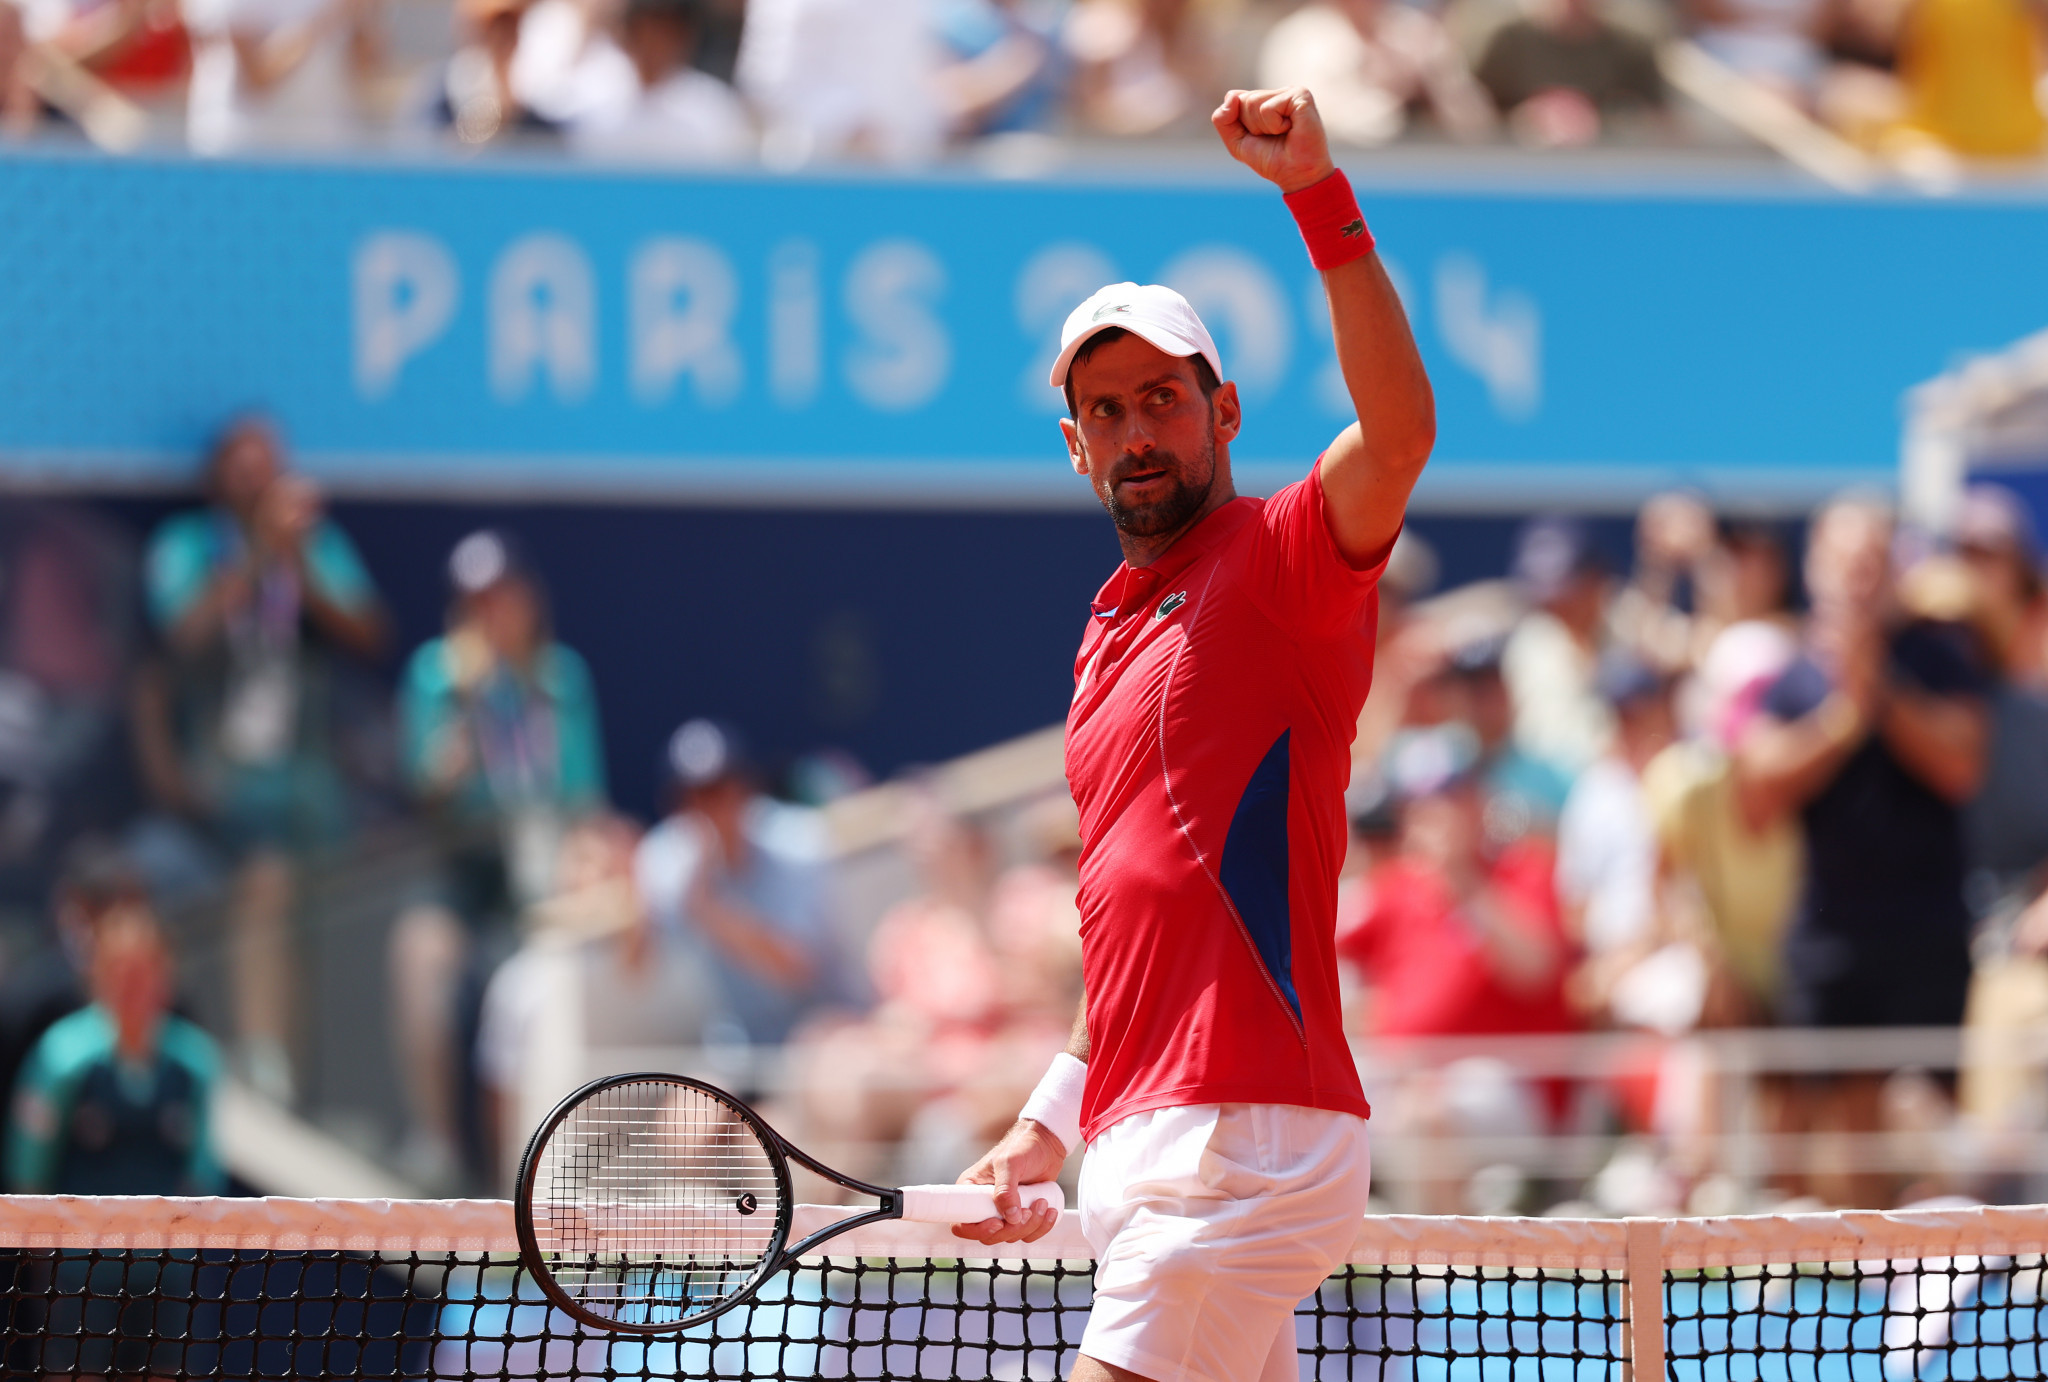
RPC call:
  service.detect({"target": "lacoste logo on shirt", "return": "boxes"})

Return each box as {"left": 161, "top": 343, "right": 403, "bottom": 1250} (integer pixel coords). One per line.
{"left": 1155, "top": 591, "right": 1187, "bottom": 621}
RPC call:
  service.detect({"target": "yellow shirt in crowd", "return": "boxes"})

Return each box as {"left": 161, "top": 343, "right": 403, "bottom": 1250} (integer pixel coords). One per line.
{"left": 1901, "top": 0, "right": 2046, "bottom": 157}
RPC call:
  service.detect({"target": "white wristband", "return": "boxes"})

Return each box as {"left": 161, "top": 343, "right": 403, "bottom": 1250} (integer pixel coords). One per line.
{"left": 1018, "top": 1052, "right": 1087, "bottom": 1156}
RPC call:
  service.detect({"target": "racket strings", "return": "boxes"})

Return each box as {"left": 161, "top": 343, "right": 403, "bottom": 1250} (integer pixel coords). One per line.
{"left": 530, "top": 1079, "right": 783, "bottom": 1326}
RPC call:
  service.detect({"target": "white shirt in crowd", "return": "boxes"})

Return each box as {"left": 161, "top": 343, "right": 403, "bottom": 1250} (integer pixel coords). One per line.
{"left": 1257, "top": 0, "right": 1491, "bottom": 146}
{"left": 570, "top": 65, "right": 753, "bottom": 162}
{"left": 735, "top": 0, "right": 941, "bottom": 165}
{"left": 510, "top": 0, "right": 638, "bottom": 125}
{"left": 1557, "top": 755, "right": 1655, "bottom": 958}
{"left": 184, "top": 0, "right": 363, "bottom": 153}
{"left": 1557, "top": 754, "right": 1709, "bottom": 1036}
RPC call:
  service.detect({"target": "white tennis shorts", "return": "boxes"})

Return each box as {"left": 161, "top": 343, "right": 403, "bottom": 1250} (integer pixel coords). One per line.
{"left": 1077, "top": 1103, "right": 1372, "bottom": 1382}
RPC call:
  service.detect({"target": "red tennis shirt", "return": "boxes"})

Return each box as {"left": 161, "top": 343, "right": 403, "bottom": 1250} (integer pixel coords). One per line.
{"left": 1066, "top": 461, "right": 1386, "bottom": 1143}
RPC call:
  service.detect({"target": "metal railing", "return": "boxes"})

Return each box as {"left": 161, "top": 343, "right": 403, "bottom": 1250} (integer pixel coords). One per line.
{"left": 547, "top": 1025, "right": 2048, "bottom": 1213}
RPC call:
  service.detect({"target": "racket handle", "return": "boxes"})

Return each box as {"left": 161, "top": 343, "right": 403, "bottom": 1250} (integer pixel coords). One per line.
{"left": 898, "top": 1182, "right": 1066, "bottom": 1223}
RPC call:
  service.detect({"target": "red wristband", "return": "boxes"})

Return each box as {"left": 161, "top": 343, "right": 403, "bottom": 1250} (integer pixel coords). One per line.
{"left": 1284, "top": 169, "right": 1375, "bottom": 271}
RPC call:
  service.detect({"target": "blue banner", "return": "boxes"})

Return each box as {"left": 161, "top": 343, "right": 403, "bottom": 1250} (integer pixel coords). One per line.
{"left": 1, "top": 153, "right": 2044, "bottom": 507}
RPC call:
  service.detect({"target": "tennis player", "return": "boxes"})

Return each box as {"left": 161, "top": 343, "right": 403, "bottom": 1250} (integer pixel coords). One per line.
{"left": 952, "top": 86, "right": 1435, "bottom": 1382}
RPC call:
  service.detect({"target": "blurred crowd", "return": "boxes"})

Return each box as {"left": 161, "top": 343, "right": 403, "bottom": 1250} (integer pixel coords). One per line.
{"left": 8, "top": 416, "right": 2048, "bottom": 1212}
{"left": 0, "top": 0, "right": 2040, "bottom": 161}
{"left": 1343, "top": 485, "right": 2048, "bottom": 1212}
{"left": 0, "top": 418, "right": 1088, "bottom": 1198}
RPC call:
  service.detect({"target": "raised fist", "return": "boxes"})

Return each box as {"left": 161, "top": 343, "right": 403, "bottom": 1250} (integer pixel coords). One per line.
{"left": 1212, "top": 87, "right": 1336, "bottom": 195}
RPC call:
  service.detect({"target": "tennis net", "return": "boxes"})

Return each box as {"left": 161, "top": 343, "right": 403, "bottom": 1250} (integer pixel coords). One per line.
{"left": 1, "top": 1194, "right": 2042, "bottom": 1380}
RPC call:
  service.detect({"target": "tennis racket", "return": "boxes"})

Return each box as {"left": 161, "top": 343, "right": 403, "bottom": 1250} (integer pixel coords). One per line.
{"left": 513, "top": 1072, "right": 1066, "bottom": 1334}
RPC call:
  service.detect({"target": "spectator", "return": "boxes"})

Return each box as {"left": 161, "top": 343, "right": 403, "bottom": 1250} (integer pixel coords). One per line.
{"left": 1645, "top": 618, "right": 1801, "bottom": 1023}
{"left": 1957, "top": 485, "right": 2048, "bottom": 922}
{"left": 134, "top": 417, "right": 386, "bottom": 1103}
{"left": 1502, "top": 516, "right": 1614, "bottom": 779}
{"left": 568, "top": 0, "right": 751, "bottom": 160}
{"left": 1950, "top": 486, "right": 2048, "bottom": 1135}
{"left": 388, "top": 529, "right": 605, "bottom": 1189}
{"left": 1610, "top": 492, "right": 1719, "bottom": 675}
{"left": 1556, "top": 654, "right": 1700, "bottom": 1033}
{"left": 1063, "top": 0, "right": 1208, "bottom": 137}
{"left": 1258, "top": 0, "right": 1495, "bottom": 145}
{"left": 422, "top": 0, "right": 560, "bottom": 145}
{"left": 1696, "top": 519, "right": 1797, "bottom": 646}
{"left": 735, "top": 0, "right": 942, "bottom": 165}
{"left": 1737, "top": 495, "right": 1987, "bottom": 1204}
{"left": 1449, "top": 634, "right": 1574, "bottom": 840}
{"left": 1475, "top": 0, "right": 1665, "bottom": 145}
{"left": 1895, "top": 0, "right": 2045, "bottom": 156}
{"left": 1337, "top": 725, "right": 1574, "bottom": 1041}
{"left": 634, "top": 718, "right": 841, "bottom": 1050}
{"left": 932, "top": 0, "right": 1068, "bottom": 140}
{"left": 182, "top": 0, "right": 382, "bottom": 152}
{"left": 7, "top": 905, "right": 222, "bottom": 1195}
{"left": 1741, "top": 495, "right": 1986, "bottom": 1027}
{"left": 1337, "top": 725, "right": 1574, "bottom": 1211}
{"left": 0, "top": 841, "right": 149, "bottom": 1163}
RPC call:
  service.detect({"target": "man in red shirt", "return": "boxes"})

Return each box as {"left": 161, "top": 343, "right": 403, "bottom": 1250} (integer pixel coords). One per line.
{"left": 953, "top": 86, "right": 1435, "bottom": 1382}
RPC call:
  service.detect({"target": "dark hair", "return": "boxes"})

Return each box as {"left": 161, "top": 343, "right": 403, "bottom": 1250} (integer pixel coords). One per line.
{"left": 625, "top": 0, "right": 700, "bottom": 25}
{"left": 1063, "top": 327, "right": 1221, "bottom": 418}
{"left": 55, "top": 837, "right": 145, "bottom": 918}
{"left": 1718, "top": 518, "right": 1787, "bottom": 555}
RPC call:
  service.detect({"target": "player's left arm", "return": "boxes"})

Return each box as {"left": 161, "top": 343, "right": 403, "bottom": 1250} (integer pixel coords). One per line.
{"left": 1214, "top": 87, "right": 1436, "bottom": 566}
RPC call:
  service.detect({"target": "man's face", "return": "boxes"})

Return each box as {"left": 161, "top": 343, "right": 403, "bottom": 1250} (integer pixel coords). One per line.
{"left": 468, "top": 576, "right": 543, "bottom": 661}
{"left": 1806, "top": 504, "right": 1893, "bottom": 612}
{"left": 1061, "top": 333, "right": 1239, "bottom": 540}
{"left": 1401, "top": 786, "right": 1483, "bottom": 876}
{"left": 686, "top": 776, "right": 751, "bottom": 840}
{"left": 89, "top": 909, "right": 171, "bottom": 1055}
{"left": 212, "top": 425, "right": 281, "bottom": 519}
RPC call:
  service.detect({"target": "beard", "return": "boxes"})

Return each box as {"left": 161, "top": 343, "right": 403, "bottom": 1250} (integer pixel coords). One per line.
{"left": 1096, "top": 439, "right": 1217, "bottom": 539}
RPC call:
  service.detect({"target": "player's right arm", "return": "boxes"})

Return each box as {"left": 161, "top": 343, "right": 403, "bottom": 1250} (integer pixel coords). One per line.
{"left": 950, "top": 997, "right": 1086, "bottom": 1245}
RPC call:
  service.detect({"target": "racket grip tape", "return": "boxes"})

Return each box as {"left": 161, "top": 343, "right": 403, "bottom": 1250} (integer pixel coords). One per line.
{"left": 898, "top": 1182, "right": 1066, "bottom": 1223}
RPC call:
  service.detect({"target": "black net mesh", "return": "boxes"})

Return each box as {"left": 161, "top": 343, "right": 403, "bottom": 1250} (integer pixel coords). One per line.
{"left": 1665, "top": 1254, "right": 2048, "bottom": 1382}
{"left": 0, "top": 1245, "right": 1626, "bottom": 1381}
{"left": 12, "top": 1231, "right": 2042, "bottom": 1381}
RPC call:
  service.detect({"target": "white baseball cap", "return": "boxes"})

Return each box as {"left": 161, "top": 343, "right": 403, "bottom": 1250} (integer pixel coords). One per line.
{"left": 1048, "top": 282, "right": 1224, "bottom": 391}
